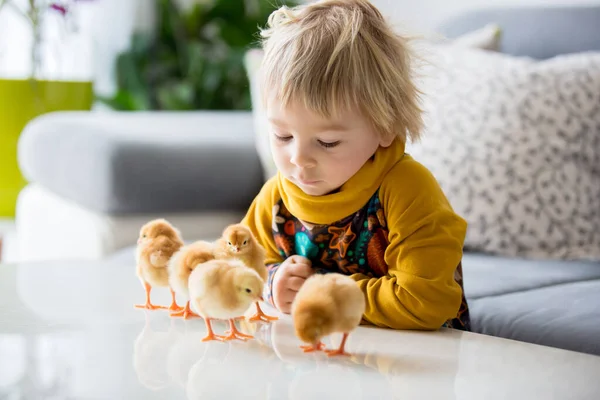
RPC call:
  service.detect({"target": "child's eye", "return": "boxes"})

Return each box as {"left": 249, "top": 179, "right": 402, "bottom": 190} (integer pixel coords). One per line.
{"left": 318, "top": 140, "right": 340, "bottom": 148}
{"left": 273, "top": 133, "right": 292, "bottom": 142}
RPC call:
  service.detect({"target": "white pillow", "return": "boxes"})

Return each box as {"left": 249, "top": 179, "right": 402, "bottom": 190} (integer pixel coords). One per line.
{"left": 244, "top": 25, "right": 503, "bottom": 182}
{"left": 408, "top": 47, "right": 600, "bottom": 260}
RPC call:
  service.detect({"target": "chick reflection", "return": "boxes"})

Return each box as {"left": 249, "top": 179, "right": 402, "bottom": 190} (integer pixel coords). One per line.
{"left": 133, "top": 310, "right": 461, "bottom": 400}
{"left": 265, "top": 319, "right": 461, "bottom": 399}
{"left": 133, "top": 312, "right": 278, "bottom": 397}
{"left": 348, "top": 330, "right": 460, "bottom": 399}
{"left": 261, "top": 319, "right": 395, "bottom": 399}
{"left": 133, "top": 311, "right": 184, "bottom": 390}
{"left": 186, "top": 339, "right": 271, "bottom": 399}
{"left": 166, "top": 323, "right": 220, "bottom": 390}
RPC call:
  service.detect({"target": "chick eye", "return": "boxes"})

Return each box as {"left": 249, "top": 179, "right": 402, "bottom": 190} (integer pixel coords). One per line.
{"left": 227, "top": 241, "right": 232, "bottom": 246}
{"left": 142, "top": 234, "right": 147, "bottom": 238}
{"left": 245, "top": 288, "right": 251, "bottom": 294}
{"left": 243, "top": 240, "right": 248, "bottom": 246}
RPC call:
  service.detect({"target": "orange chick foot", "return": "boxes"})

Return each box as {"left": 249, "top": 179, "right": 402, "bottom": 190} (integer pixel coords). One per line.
{"left": 248, "top": 302, "right": 278, "bottom": 323}
{"left": 167, "top": 288, "right": 184, "bottom": 312}
{"left": 170, "top": 309, "right": 200, "bottom": 319}
{"left": 134, "top": 283, "right": 167, "bottom": 310}
{"left": 202, "top": 318, "right": 225, "bottom": 342}
{"left": 222, "top": 319, "right": 254, "bottom": 341}
{"left": 167, "top": 302, "right": 184, "bottom": 312}
{"left": 325, "top": 333, "right": 350, "bottom": 357}
{"left": 300, "top": 342, "right": 325, "bottom": 353}
{"left": 134, "top": 302, "right": 167, "bottom": 311}
{"left": 325, "top": 348, "right": 350, "bottom": 357}
{"left": 169, "top": 301, "right": 201, "bottom": 319}
{"left": 201, "top": 332, "right": 226, "bottom": 342}
{"left": 222, "top": 331, "right": 253, "bottom": 342}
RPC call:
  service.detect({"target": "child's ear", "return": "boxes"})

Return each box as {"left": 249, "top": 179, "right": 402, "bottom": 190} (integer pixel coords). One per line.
{"left": 378, "top": 132, "right": 395, "bottom": 147}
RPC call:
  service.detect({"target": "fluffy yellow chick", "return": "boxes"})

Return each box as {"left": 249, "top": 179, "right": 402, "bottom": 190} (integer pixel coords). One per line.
{"left": 135, "top": 218, "right": 185, "bottom": 311}
{"left": 168, "top": 240, "right": 215, "bottom": 319}
{"left": 292, "top": 273, "right": 366, "bottom": 357}
{"left": 188, "top": 258, "right": 264, "bottom": 342}
{"left": 214, "top": 223, "right": 278, "bottom": 323}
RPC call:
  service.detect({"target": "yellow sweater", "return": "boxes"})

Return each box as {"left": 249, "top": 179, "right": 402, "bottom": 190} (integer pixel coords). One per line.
{"left": 242, "top": 139, "right": 468, "bottom": 330}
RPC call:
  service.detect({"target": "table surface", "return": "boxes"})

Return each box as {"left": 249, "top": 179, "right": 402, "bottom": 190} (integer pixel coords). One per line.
{"left": 1, "top": 259, "right": 599, "bottom": 400}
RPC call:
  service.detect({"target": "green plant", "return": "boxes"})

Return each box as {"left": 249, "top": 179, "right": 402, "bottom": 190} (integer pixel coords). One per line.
{"left": 98, "top": 0, "right": 298, "bottom": 111}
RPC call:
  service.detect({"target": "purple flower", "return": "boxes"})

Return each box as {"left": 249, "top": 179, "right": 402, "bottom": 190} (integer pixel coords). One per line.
{"left": 49, "top": 3, "right": 69, "bottom": 15}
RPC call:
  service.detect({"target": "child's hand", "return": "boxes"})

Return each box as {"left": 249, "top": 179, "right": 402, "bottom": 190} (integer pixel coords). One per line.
{"left": 272, "top": 255, "right": 314, "bottom": 314}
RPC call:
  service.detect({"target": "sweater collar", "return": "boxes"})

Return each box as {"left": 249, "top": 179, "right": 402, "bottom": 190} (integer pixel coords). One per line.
{"left": 277, "top": 139, "right": 406, "bottom": 224}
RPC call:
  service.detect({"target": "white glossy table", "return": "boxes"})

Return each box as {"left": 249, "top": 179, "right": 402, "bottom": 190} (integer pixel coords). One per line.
{"left": 1, "top": 260, "right": 599, "bottom": 399}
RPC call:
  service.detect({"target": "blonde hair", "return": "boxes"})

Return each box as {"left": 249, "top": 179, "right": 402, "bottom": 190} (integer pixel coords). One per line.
{"left": 259, "top": 0, "right": 423, "bottom": 143}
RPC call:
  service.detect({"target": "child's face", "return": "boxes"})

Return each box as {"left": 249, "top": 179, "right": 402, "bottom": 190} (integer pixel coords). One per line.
{"left": 267, "top": 98, "right": 388, "bottom": 196}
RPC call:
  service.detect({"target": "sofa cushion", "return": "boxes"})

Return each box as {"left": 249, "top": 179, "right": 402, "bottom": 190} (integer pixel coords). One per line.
{"left": 437, "top": 6, "right": 600, "bottom": 59}
{"left": 469, "top": 280, "right": 600, "bottom": 355}
{"left": 462, "top": 253, "right": 600, "bottom": 300}
{"left": 18, "top": 111, "right": 263, "bottom": 214}
{"left": 408, "top": 48, "right": 600, "bottom": 261}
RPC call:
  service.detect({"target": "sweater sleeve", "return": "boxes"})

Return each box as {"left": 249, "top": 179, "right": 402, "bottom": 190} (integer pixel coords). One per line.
{"left": 350, "top": 157, "right": 467, "bottom": 330}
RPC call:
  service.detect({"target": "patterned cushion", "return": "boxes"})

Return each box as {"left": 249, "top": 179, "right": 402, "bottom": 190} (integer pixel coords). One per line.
{"left": 407, "top": 47, "right": 600, "bottom": 260}
{"left": 244, "top": 25, "right": 503, "bottom": 182}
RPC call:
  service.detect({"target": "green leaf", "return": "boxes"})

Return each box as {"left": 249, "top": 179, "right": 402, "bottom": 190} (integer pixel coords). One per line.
{"left": 95, "top": 90, "right": 150, "bottom": 111}
{"left": 130, "top": 32, "right": 153, "bottom": 55}
{"left": 157, "top": 81, "right": 195, "bottom": 110}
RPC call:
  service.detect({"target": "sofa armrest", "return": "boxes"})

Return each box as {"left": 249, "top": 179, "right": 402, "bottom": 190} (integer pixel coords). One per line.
{"left": 18, "top": 110, "right": 264, "bottom": 214}
{"left": 15, "top": 184, "right": 245, "bottom": 262}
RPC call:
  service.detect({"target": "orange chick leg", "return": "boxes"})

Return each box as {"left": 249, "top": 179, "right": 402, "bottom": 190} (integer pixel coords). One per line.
{"left": 248, "top": 301, "right": 278, "bottom": 323}
{"left": 201, "top": 318, "right": 225, "bottom": 342}
{"left": 222, "top": 319, "right": 254, "bottom": 341}
{"left": 325, "top": 333, "right": 350, "bottom": 357}
{"left": 170, "top": 301, "right": 201, "bottom": 319}
{"left": 300, "top": 342, "right": 325, "bottom": 353}
{"left": 134, "top": 282, "right": 167, "bottom": 310}
{"left": 166, "top": 288, "right": 184, "bottom": 312}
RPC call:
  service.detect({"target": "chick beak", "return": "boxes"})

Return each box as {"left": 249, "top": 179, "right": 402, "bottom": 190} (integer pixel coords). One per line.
{"left": 234, "top": 247, "right": 240, "bottom": 253}
{"left": 258, "top": 295, "right": 264, "bottom": 302}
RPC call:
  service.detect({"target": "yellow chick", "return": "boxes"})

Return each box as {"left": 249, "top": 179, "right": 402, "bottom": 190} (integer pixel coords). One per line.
{"left": 292, "top": 273, "right": 366, "bottom": 357}
{"left": 168, "top": 240, "right": 215, "bottom": 319}
{"left": 188, "top": 258, "right": 264, "bottom": 342}
{"left": 213, "top": 223, "right": 278, "bottom": 323}
{"left": 135, "top": 218, "right": 185, "bottom": 311}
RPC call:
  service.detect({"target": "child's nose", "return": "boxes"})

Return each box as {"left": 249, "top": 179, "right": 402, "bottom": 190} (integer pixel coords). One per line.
{"left": 290, "top": 145, "right": 316, "bottom": 168}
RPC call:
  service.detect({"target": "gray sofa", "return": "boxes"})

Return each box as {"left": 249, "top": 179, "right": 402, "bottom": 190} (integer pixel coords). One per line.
{"left": 435, "top": 6, "right": 600, "bottom": 356}
{"left": 16, "top": 6, "right": 600, "bottom": 356}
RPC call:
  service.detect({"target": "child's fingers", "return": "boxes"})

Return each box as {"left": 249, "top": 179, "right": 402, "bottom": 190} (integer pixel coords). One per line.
{"left": 287, "top": 262, "right": 313, "bottom": 278}
{"left": 286, "top": 276, "right": 306, "bottom": 292}
{"left": 287, "top": 255, "right": 312, "bottom": 265}
{"left": 277, "top": 293, "right": 295, "bottom": 313}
